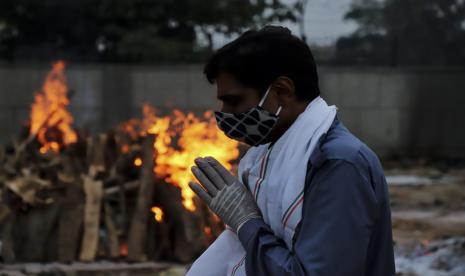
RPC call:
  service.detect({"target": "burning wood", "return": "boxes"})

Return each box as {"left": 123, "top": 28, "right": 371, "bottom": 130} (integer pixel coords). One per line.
{"left": 127, "top": 134, "right": 157, "bottom": 262}
{"left": 0, "top": 61, "right": 240, "bottom": 264}
{"left": 29, "top": 61, "right": 77, "bottom": 153}
{"left": 131, "top": 104, "right": 240, "bottom": 212}
{"left": 151, "top": 207, "right": 164, "bottom": 223}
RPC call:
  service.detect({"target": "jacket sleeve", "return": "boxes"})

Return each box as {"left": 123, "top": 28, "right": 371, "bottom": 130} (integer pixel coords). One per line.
{"left": 237, "top": 159, "right": 378, "bottom": 276}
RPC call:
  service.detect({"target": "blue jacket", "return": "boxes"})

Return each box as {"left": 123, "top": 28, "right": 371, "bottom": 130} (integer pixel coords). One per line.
{"left": 237, "top": 118, "right": 395, "bottom": 275}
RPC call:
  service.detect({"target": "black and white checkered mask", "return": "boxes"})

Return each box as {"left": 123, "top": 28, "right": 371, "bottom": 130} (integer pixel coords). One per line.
{"left": 214, "top": 87, "right": 282, "bottom": 146}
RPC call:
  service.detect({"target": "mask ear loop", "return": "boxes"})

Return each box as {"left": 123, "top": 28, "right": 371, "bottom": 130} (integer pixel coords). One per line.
{"left": 258, "top": 86, "right": 271, "bottom": 107}
{"left": 259, "top": 86, "right": 283, "bottom": 116}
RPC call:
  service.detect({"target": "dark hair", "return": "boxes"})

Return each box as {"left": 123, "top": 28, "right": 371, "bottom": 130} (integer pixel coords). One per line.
{"left": 204, "top": 26, "right": 320, "bottom": 101}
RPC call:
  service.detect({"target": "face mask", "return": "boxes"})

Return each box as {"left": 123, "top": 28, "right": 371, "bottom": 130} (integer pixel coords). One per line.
{"left": 214, "top": 86, "right": 282, "bottom": 146}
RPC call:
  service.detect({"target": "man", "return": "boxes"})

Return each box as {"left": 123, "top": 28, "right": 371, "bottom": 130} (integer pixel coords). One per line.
{"left": 187, "top": 26, "right": 395, "bottom": 276}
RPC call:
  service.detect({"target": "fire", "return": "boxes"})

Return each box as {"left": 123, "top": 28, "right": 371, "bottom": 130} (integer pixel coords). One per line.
{"left": 151, "top": 206, "right": 164, "bottom": 222}
{"left": 122, "top": 104, "right": 240, "bottom": 212}
{"left": 30, "top": 61, "right": 77, "bottom": 153}
{"left": 204, "top": 226, "right": 212, "bottom": 237}
{"left": 119, "top": 243, "right": 128, "bottom": 257}
{"left": 142, "top": 104, "right": 240, "bottom": 212}
{"left": 121, "top": 144, "right": 130, "bottom": 153}
{"left": 134, "top": 157, "right": 142, "bottom": 167}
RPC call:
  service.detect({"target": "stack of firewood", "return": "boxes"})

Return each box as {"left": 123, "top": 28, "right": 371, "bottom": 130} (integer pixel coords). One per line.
{"left": 0, "top": 123, "right": 224, "bottom": 264}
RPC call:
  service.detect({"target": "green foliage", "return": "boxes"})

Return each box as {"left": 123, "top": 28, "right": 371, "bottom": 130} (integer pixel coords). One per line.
{"left": 334, "top": 0, "right": 465, "bottom": 65}
{"left": 0, "top": 0, "right": 297, "bottom": 63}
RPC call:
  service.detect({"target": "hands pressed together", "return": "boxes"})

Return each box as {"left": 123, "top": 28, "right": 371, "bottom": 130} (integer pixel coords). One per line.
{"left": 189, "top": 156, "right": 261, "bottom": 233}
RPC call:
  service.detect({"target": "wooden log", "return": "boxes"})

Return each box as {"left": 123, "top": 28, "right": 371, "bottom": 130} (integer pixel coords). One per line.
{"left": 174, "top": 206, "right": 209, "bottom": 262}
{"left": 0, "top": 201, "right": 10, "bottom": 225}
{"left": 103, "top": 132, "right": 145, "bottom": 236}
{"left": 1, "top": 212, "right": 16, "bottom": 263}
{"left": 117, "top": 178, "right": 129, "bottom": 236}
{"left": 102, "top": 131, "right": 119, "bottom": 174}
{"left": 146, "top": 211, "right": 158, "bottom": 259}
{"left": 104, "top": 180, "right": 139, "bottom": 197}
{"left": 86, "top": 134, "right": 107, "bottom": 177}
{"left": 15, "top": 203, "right": 61, "bottom": 262}
{"left": 4, "top": 176, "right": 52, "bottom": 206}
{"left": 57, "top": 184, "right": 85, "bottom": 262}
{"left": 104, "top": 202, "right": 120, "bottom": 259}
{"left": 151, "top": 181, "right": 207, "bottom": 262}
{"left": 15, "top": 108, "right": 59, "bottom": 157}
{"left": 79, "top": 135, "right": 106, "bottom": 261}
{"left": 127, "top": 134, "right": 156, "bottom": 262}
{"left": 60, "top": 152, "right": 81, "bottom": 184}
{"left": 50, "top": 132, "right": 87, "bottom": 262}
{"left": 151, "top": 182, "right": 179, "bottom": 261}
{"left": 79, "top": 174, "right": 103, "bottom": 261}
{"left": 104, "top": 149, "right": 141, "bottom": 238}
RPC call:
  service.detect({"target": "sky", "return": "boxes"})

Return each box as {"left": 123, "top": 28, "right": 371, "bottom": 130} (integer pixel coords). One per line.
{"left": 211, "top": 0, "right": 359, "bottom": 48}
{"left": 289, "top": 0, "right": 358, "bottom": 45}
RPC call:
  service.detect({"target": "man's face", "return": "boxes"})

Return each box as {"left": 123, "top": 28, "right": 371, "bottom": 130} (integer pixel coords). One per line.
{"left": 215, "top": 72, "right": 291, "bottom": 144}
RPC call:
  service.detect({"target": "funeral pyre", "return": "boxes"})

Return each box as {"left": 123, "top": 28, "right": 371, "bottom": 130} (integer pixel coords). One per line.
{"left": 0, "top": 61, "right": 240, "bottom": 263}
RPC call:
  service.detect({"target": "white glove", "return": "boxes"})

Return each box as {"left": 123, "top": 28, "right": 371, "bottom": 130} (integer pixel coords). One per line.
{"left": 189, "top": 157, "right": 261, "bottom": 232}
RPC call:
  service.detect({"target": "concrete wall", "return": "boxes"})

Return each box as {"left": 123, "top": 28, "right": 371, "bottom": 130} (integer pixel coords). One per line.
{"left": 0, "top": 64, "right": 464, "bottom": 158}
{"left": 319, "top": 68, "right": 465, "bottom": 157}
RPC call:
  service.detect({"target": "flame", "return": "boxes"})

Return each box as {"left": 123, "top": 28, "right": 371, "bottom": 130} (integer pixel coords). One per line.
{"left": 121, "top": 104, "right": 240, "bottom": 212}
{"left": 151, "top": 206, "right": 164, "bottom": 222}
{"left": 119, "top": 243, "right": 128, "bottom": 257}
{"left": 120, "top": 118, "right": 142, "bottom": 140}
{"left": 204, "top": 226, "right": 212, "bottom": 238}
{"left": 134, "top": 157, "right": 142, "bottom": 167}
{"left": 121, "top": 144, "right": 130, "bottom": 153}
{"left": 30, "top": 61, "right": 77, "bottom": 153}
{"left": 140, "top": 104, "right": 240, "bottom": 212}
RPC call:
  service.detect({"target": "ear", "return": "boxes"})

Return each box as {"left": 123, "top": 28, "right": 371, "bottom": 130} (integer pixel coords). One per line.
{"left": 272, "top": 76, "right": 295, "bottom": 105}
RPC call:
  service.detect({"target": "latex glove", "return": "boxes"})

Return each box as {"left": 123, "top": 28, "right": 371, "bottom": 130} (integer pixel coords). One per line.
{"left": 189, "top": 156, "right": 261, "bottom": 232}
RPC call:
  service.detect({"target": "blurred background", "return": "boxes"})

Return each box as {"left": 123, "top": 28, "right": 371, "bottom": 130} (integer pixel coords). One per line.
{"left": 0, "top": 0, "right": 464, "bottom": 275}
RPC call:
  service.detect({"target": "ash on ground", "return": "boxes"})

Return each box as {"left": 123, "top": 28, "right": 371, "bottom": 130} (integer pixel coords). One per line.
{"left": 386, "top": 160, "right": 465, "bottom": 275}
{"left": 395, "top": 237, "right": 465, "bottom": 276}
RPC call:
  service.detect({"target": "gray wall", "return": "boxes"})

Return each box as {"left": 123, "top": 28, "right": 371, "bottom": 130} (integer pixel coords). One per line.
{"left": 319, "top": 68, "right": 465, "bottom": 157}
{"left": 0, "top": 64, "right": 464, "bottom": 158}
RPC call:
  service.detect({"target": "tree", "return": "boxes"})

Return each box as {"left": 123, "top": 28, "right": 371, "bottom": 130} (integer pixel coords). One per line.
{"left": 0, "top": 0, "right": 298, "bottom": 63}
{"left": 334, "top": 0, "right": 465, "bottom": 66}
{"left": 190, "top": 0, "right": 298, "bottom": 51}
{"left": 295, "top": 0, "right": 309, "bottom": 43}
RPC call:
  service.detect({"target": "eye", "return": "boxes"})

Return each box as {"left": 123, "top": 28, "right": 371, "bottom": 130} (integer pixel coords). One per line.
{"left": 227, "top": 98, "right": 241, "bottom": 106}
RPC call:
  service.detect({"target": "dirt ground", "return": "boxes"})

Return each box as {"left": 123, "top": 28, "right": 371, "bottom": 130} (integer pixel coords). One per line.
{"left": 0, "top": 262, "right": 188, "bottom": 276}
{"left": 386, "top": 164, "right": 465, "bottom": 275}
